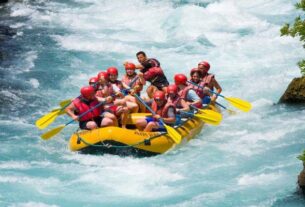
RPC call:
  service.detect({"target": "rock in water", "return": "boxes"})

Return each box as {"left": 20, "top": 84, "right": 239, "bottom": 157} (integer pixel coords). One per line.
{"left": 298, "top": 162, "right": 305, "bottom": 194}
{"left": 279, "top": 77, "right": 305, "bottom": 103}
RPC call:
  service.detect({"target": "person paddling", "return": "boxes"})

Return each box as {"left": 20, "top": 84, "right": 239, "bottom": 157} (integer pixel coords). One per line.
{"left": 135, "top": 91, "right": 176, "bottom": 132}
{"left": 174, "top": 74, "right": 202, "bottom": 109}
{"left": 132, "top": 51, "right": 169, "bottom": 98}
{"left": 96, "top": 71, "right": 128, "bottom": 129}
{"left": 65, "top": 86, "right": 115, "bottom": 130}
{"left": 189, "top": 68, "right": 211, "bottom": 105}
{"left": 121, "top": 62, "right": 146, "bottom": 112}
{"left": 197, "top": 61, "right": 222, "bottom": 103}
{"left": 167, "top": 84, "right": 189, "bottom": 113}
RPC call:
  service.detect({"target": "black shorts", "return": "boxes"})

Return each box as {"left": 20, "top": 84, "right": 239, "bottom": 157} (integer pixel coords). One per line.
{"left": 79, "top": 116, "right": 103, "bottom": 130}
{"left": 151, "top": 75, "right": 169, "bottom": 90}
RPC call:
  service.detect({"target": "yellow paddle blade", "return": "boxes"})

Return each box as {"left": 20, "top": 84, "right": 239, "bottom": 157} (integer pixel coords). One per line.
{"left": 193, "top": 114, "right": 221, "bottom": 126}
{"left": 164, "top": 124, "right": 182, "bottom": 144}
{"left": 197, "top": 109, "right": 222, "bottom": 121}
{"left": 226, "top": 97, "right": 252, "bottom": 112}
{"left": 51, "top": 108, "right": 66, "bottom": 115}
{"left": 41, "top": 124, "right": 65, "bottom": 140}
{"left": 59, "top": 99, "right": 72, "bottom": 108}
{"left": 35, "top": 110, "right": 60, "bottom": 130}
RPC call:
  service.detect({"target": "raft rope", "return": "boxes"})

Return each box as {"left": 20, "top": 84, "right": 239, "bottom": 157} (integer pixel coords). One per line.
{"left": 74, "top": 107, "right": 208, "bottom": 149}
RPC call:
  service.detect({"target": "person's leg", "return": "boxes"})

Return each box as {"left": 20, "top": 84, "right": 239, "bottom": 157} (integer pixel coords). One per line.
{"left": 101, "top": 117, "right": 114, "bottom": 127}
{"left": 103, "top": 112, "right": 118, "bottom": 126}
{"left": 146, "top": 85, "right": 158, "bottom": 98}
{"left": 116, "top": 106, "right": 129, "bottom": 129}
{"left": 125, "top": 96, "right": 139, "bottom": 113}
{"left": 144, "top": 121, "right": 158, "bottom": 132}
{"left": 85, "top": 121, "right": 98, "bottom": 129}
{"left": 135, "top": 118, "right": 148, "bottom": 131}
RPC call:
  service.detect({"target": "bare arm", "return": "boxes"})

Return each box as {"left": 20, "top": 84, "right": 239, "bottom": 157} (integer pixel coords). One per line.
{"left": 65, "top": 102, "right": 78, "bottom": 121}
{"left": 211, "top": 78, "right": 222, "bottom": 102}
{"left": 178, "top": 99, "right": 190, "bottom": 112}
{"left": 163, "top": 107, "right": 176, "bottom": 124}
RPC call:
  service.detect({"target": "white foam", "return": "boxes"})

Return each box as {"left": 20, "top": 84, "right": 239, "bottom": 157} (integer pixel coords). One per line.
{"left": 0, "top": 175, "right": 60, "bottom": 186}
{"left": 237, "top": 172, "right": 284, "bottom": 186}
{"left": 64, "top": 154, "right": 184, "bottom": 198}
{"left": 28, "top": 78, "right": 40, "bottom": 88}
{"left": 0, "top": 161, "right": 31, "bottom": 170}
{"left": 9, "top": 202, "right": 59, "bottom": 207}
{"left": 10, "top": 4, "right": 36, "bottom": 17}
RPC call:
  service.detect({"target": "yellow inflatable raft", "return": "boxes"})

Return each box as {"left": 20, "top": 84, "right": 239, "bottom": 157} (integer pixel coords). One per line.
{"left": 69, "top": 112, "right": 206, "bottom": 157}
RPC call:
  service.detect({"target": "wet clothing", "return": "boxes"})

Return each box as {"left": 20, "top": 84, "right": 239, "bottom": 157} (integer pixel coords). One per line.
{"left": 140, "top": 58, "right": 169, "bottom": 90}
{"left": 79, "top": 116, "right": 103, "bottom": 130}
{"left": 72, "top": 97, "right": 102, "bottom": 122}
{"left": 72, "top": 97, "right": 104, "bottom": 130}
{"left": 202, "top": 73, "right": 215, "bottom": 90}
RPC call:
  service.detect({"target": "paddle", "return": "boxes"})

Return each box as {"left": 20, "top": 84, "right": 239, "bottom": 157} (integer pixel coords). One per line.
{"left": 187, "top": 81, "right": 252, "bottom": 112}
{"left": 59, "top": 99, "right": 72, "bottom": 108}
{"left": 190, "top": 105, "right": 222, "bottom": 121}
{"left": 215, "top": 102, "right": 236, "bottom": 115}
{"left": 179, "top": 111, "right": 221, "bottom": 126}
{"left": 35, "top": 100, "right": 73, "bottom": 130}
{"left": 133, "top": 94, "right": 182, "bottom": 144}
{"left": 40, "top": 101, "right": 105, "bottom": 140}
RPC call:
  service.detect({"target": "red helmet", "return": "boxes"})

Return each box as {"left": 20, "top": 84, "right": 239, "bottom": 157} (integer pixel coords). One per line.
{"left": 190, "top": 68, "right": 202, "bottom": 76}
{"left": 97, "top": 71, "right": 108, "bottom": 80}
{"left": 107, "top": 67, "right": 118, "bottom": 75}
{"left": 125, "top": 62, "right": 136, "bottom": 70}
{"left": 174, "top": 74, "right": 187, "bottom": 85}
{"left": 167, "top": 84, "right": 178, "bottom": 94}
{"left": 89, "top": 77, "right": 98, "bottom": 84}
{"left": 153, "top": 91, "right": 166, "bottom": 100}
{"left": 80, "top": 86, "right": 95, "bottom": 100}
{"left": 198, "top": 61, "right": 210, "bottom": 70}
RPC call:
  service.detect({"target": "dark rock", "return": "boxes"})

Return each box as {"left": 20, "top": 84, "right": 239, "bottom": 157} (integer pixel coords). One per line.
{"left": 279, "top": 76, "right": 305, "bottom": 103}
{"left": 298, "top": 162, "right": 305, "bottom": 194}
{"left": 0, "top": 0, "right": 8, "bottom": 4}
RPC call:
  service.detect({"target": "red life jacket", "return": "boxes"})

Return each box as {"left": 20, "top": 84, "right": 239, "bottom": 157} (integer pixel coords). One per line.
{"left": 121, "top": 74, "right": 143, "bottom": 92}
{"left": 168, "top": 95, "right": 183, "bottom": 109}
{"left": 151, "top": 101, "right": 176, "bottom": 118}
{"left": 189, "top": 80, "right": 207, "bottom": 99}
{"left": 178, "top": 85, "right": 202, "bottom": 108}
{"left": 202, "top": 73, "right": 215, "bottom": 90}
{"left": 143, "top": 67, "right": 164, "bottom": 82}
{"left": 72, "top": 98, "right": 102, "bottom": 122}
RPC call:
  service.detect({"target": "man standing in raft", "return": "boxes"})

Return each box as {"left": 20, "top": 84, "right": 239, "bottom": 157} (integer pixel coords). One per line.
{"left": 132, "top": 51, "right": 169, "bottom": 98}
{"left": 197, "top": 61, "right": 222, "bottom": 103}
{"left": 65, "top": 86, "right": 115, "bottom": 130}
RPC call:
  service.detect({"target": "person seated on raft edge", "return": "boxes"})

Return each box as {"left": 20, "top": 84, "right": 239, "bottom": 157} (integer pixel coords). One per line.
{"left": 107, "top": 65, "right": 144, "bottom": 114}
{"left": 96, "top": 71, "right": 129, "bottom": 129}
{"left": 135, "top": 91, "right": 176, "bottom": 132}
{"left": 197, "top": 61, "right": 222, "bottom": 104}
{"left": 189, "top": 68, "right": 212, "bottom": 106}
{"left": 166, "top": 84, "right": 190, "bottom": 126}
{"left": 174, "top": 74, "right": 203, "bottom": 112}
{"left": 121, "top": 62, "right": 147, "bottom": 113}
{"left": 128, "top": 51, "right": 169, "bottom": 99}
{"left": 65, "top": 86, "right": 115, "bottom": 130}
{"left": 89, "top": 74, "right": 119, "bottom": 126}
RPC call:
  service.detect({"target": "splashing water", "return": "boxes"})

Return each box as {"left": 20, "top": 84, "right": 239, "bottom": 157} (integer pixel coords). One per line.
{"left": 1, "top": 0, "right": 305, "bottom": 206}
